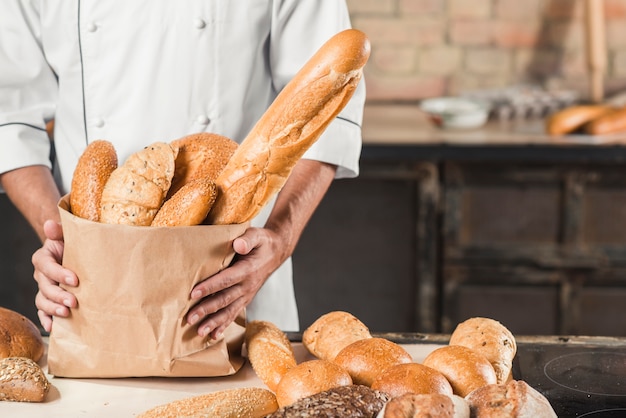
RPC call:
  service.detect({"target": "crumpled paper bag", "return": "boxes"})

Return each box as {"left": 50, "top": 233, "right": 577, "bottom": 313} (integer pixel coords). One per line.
{"left": 47, "top": 195, "right": 248, "bottom": 378}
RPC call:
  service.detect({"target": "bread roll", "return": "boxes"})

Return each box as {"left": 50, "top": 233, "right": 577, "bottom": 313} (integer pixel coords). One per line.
{"left": 137, "top": 387, "right": 278, "bottom": 418}
{"left": 100, "top": 142, "right": 177, "bottom": 226}
{"left": 376, "top": 393, "right": 459, "bottom": 418}
{"left": 449, "top": 317, "right": 516, "bottom": 385}
{"left": 422, "top": 345, "right": 497, "bottom": 398}
{"left": 70, "top": 140, "right": 118, "bottom": 221}
{"left": 275, "top": 359, "right": 352, "bottom": 408}
{"left": 269, "top": 385, "right": 389, "bottom": 418}
{"left": 208, "top": 29, "right": 371, "bottom": 224}
{"left": 584, "top": 106, "right": 626, "bottom": 135}
{"left": 371, "top": 362, "right": 453, "bottom": 398}
{"left": 0, "top": 307, "right": 44, "bottom": 362}
{"left": 0, "top": 357, "right": 50, "bottom": 402}
{"left": 302, "top": 310, "right": 372, "bottom": 361}
{"left": 168, "top": 133, "right": 238, "bottom": 198}
{"left": 545, "top": 105, "right": 613, "bottom": 135}
{"left": 245, "top": 320, "right": 297, "bottom": 392}
{"left": 333, "top": 337, "right": 413, "bottom": 387}
{"left": 151, "top": 178, "right": 217, "bottom": 227}
{"left": 465, "top": 380, "right": 557, "bottom": 418}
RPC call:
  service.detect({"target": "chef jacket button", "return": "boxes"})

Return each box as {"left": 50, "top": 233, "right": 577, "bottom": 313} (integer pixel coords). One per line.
{"left": 94, "top": 118, "right": 105, "bottom": 128}
{"left": 196, "top": 115, "right": 210, "bottom": 125}
{"left": 194, "top": 18, "right": 206, "bottom": 29}
{"left": 86, "top": 22, "right": 98, "bottom": 33}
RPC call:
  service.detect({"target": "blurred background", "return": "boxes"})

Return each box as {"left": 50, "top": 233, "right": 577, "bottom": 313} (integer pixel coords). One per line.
{"left": 3, "top": 0, "right": 626, "bottom": 337}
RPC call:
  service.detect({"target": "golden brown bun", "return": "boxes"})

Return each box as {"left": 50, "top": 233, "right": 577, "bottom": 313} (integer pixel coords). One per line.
{"left": 151, "top": 178, "right": 217, "bottom": 227}
{"left": 137, "top": 387, "right": 278, "bottom": 418}
{"left": 371, "top": 362, "right": 453, "bottom": 398}
{"left": 208, "top": 29, "right": 371, "bottom": 225}
{"left": 584, "top": 106, "right": 626, "bottom": 135}
{"left": 377, "top": 393, "right": 456, "bottom": 418}
{"left": 333, "top": 337, "right": 413, "bottom": 387}
{"left": 0, "top": 307, "right": 44, "bottom": 362}
{"left": 422, "top": 345, "right": 497, "bottom": 398}
{"left": 245, "top": 320, "right": 297, "bottom": 392}
{"left": 168, "top": 133, "right": 238, "bottom": 198}
{"left": 275, "top": 359, "right": 352, "bottom": 408}
{"left": 269, "top": 385, "right": 389, "bottom": 417}
{"left": 100, "top": 142, "right": 177, "bottom": 226}
{"left": 70, "top": 140, "right": 118, "bottom": 221}
{"left": 545, "top": 105, "right": 613, "bottom": 135}
{"left": 0, "top": 357, "right": 50, "bottom": 402}
{"left": 302, "top": 311, "right": 372, "bottom": 362}
{"left": 465, "top": 380, "right": 557, "bottom": 418}
{"left": 449, "top": 317, "right": 516, "bottom": 385}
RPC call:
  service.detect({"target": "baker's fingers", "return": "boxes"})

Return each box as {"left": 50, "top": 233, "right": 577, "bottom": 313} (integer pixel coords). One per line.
{"left": 43, "top": 219, "right": 64, "bottom": 241}
{"left": 32, "top": 246, "right": 78, "bottom": 288}
{"left": 196, "top": 296, "right": 248, "bottom": 340}
{"left": 36, "top": 307, "right": 53, "bottom": 333}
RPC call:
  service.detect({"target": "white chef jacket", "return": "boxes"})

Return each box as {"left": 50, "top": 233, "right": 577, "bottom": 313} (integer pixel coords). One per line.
{"left": 0, "top": 0, "right": 365, "bottom": 331}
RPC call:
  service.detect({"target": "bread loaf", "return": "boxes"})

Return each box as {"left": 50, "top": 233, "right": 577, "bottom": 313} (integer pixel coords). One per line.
{"left": 583, "top": 106, "right": 626, "bottom": 135}
{"left": 137, "top": 387, "right": 278, "bottom": 418}
{"left": 422, "top": 345, "right": 497, "bottom": 398}
{"left": 376, "top": 393, "right": 464, "bottom": 418}
{"left": 100, "top": 142, "right": 177, "bottom": 226}
{"left": 208, "top": 29, "right": 371, "bottom": 224}
{"left": 302, "top": 310, "right": 372, "bottom": 362}
{"left": 275, "top": 359, "right": 352, "bottom": 408}
{"left": 333, "top": 337, "right": 413, "bottom": 387}
{"left": 269, "top": 385, "right": 389, "bottom": 418}
{"left": 545, "top": 105, "right": 613, "bottom": 135}
{"left": 70, "top": 140, "right": 118, "bottom": 221}
{"left": 449, "top": 317, "right": 516, "bottom": 385}
{"left": 0, "top": 357, "right": 50, "bottom": 402}
{"left": 0, "top": 307, "right": 44, "bottom": 362}
{"left": 465, "top": 380, "right": 557, "bottom": 418}
{"left": 371, "top": 362, "right": 453, "bottom": 398}
{"left": 245, "top": 320, "right": 297, "bottom": 392}
{"left": 168, "top": 133, "right": 238, "bottom": 198}
{"left": 151, "top": 178, "right": 217, "bottom": 227}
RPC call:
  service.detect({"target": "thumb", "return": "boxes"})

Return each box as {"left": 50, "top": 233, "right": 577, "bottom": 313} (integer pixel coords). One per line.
{"left": 43, "top": 219, "right": 64, "bottom": 241}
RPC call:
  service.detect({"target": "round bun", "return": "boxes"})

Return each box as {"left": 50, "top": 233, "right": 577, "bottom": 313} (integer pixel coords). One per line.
{"left": 0, "top": 357, "right": 50, "bottom": 402}
{"left": 151, "top": 178, "right": 217, "bottom": 227}
{"left": 275, "top": 359, "right": 352, "bottom": 408}
{"left": 168, "top": 132, "right": 238, "bottom": 198}
{"left": 0, "top": 307, "right": 44, "bottom": 362}
{"left": 377, "top": 393, "right": 456, "bottom": 418}
{"left": 302, "top": 310, "right": 371, "bottom": 361}
{"left": 269, "top": 385, "right": 389, "bottom": 418}
{"left": 333, "top": 337, "right": 413, "bottom": 387}
{"left": 449, "top": 317, "right": 516, "bottom": 384}
{"left": 70, "top": 139, "right": 118, "bottom": 222}
{"left": 422, "top": 345, "right": 497, "bottom": 397}
{"left": 465, "top": 380, "right": 557, "bottom": 418}
{"left": 371, "top": 362, "right": 453, "bottom": 398}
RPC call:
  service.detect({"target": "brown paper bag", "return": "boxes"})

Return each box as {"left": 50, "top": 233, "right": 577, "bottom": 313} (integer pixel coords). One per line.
{"left": 47, "top": 195, "right": 249, "bottom": 378}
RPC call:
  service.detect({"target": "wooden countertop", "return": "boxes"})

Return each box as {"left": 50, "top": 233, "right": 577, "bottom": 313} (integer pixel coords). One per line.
{"left": 362, "top": 103, "right": 626, "bottom": 147}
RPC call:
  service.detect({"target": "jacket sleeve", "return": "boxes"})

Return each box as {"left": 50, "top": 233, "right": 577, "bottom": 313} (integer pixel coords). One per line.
{"left": 0, "top": 0, "right": 58, "bottom": 178}
{"left": 269, "top": 0, "right": 364, "bottom": 179}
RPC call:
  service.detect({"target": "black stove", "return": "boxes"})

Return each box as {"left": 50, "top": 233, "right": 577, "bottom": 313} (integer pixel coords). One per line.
{"left": 513, "top": 337, "right": 626, "bottom": 417}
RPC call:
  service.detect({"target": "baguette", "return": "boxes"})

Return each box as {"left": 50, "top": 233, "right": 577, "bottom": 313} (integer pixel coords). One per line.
{"left": 151, "top": 178, "right": 217, "bottom": 227}
{"left": 302, "top": 310, "right": 372, "bottom": 362}
{"left": 245, "top": 320, "right": 297, "bottom": 392}
{"left": 449, "top": 317, "right": 516, "bottom": 385}
{"left": 208, "top": 29, "right": 371, "bottom": 224}
{"left": 137, "top": 387, "right": 278, "bottom": 418}
{"left": 583, "top": 106, "right": 626, "bottom": 135}
{"left": 100, "top": 142, "right": 177, "bottom": 226}
{"left": 545, "top": 105, "right": 613, "bottom": 135}
{"left": 0, "top": 357, "right": 50, "bottom": 402}
{"left": 69, "top": 140, "right": 118, "bottom": 221}
{"left": 0, "top": 307, "right": 44, "bottom": 362}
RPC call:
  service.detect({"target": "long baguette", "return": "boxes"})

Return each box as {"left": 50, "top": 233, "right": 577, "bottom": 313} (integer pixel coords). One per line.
{"left": 208, "top": 29, "right": 371, "bottom": 224}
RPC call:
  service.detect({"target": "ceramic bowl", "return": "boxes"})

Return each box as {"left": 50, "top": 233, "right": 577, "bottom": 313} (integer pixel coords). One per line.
{"left": 419, "top": 97, "right": 490, "bottom": 129}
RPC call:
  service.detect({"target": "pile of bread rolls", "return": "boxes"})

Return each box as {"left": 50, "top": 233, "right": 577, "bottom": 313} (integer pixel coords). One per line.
{"left": 0, "top": 307, "right": 50, "bottom": 403}
{"left": 68, "top": 28, "right": 370, "bottom": 228}
{"left": 546, "top": 104, "right": 626, "bottom": 136}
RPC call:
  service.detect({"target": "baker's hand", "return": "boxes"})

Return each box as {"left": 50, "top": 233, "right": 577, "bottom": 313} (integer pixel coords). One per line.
{"left": 32, "top": 219, "right": 78, "bottom": 332}
{"left": 187, "top": 226, "right": 285, "bottom": 340}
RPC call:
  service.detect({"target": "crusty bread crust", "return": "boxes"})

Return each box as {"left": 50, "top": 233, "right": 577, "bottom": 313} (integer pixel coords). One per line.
{"left": 0, "top": 357, "right": 50, "bottom": 402}
{"left": 208, "top": 29, "right": 371, "bottom": 224}
{"left": 70, "top": 140, "right": 118, "bottom": 222}
{"left": 245, "top": 320, "right": 297, "bottom": 392}
{"left": 371, "top": 362, "right": 453, "bottom": 398}
{"left": 137, "top": 387, "right": 278, "bottom": 418}
{"left": 545, "top": 105, "right": 613, "bottom": 135}
{"left": 302, "top": 311, "right": 372, "bottom": 362}
{"left": 381, "top": 393, "right": 455, "bottom": 418}
{"left": 0, "top": 307, "right": 44, "bottom": 362}
{"left": 466, "top": 380, "right": 557, "bottom": 418}
{"left": 151, "top": 178, "right": 217, "bottom": 227}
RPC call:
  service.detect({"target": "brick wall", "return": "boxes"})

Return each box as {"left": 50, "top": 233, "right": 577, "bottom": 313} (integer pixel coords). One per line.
{"left": 347, "top": 0, "right": 626, "bottom": 102}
